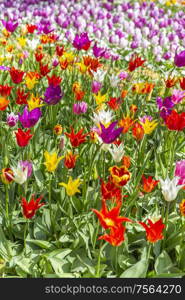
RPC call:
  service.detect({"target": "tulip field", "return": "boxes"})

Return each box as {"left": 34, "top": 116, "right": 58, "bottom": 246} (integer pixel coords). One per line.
{"left": 0, "top": 0, "right": 185, "bottom": 279}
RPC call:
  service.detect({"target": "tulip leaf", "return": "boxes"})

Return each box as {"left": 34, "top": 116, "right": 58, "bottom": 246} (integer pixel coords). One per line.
{"left": 154, "top": 251, "right": 173, "bottom": 274}
{"left": 26, "top": 239, "right": 55, "bottom": 250}
{"left": 120, "top": 259, "right": 148, "bottom": 278}
{"left": 33, "top": 168, "right": 44, "bottom": 189}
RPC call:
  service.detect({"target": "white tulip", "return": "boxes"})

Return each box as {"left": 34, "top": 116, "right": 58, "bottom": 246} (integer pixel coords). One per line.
{"left": 9, "top": 162, "right": 28, "bottom": 185}
{"left": 91, "top": 110, "right": 114, "bottom": 127}
{"left": 159, "top": 176, "right": 184, "bottom": 202}
{"left": 109, "top": 143, "right": 124, "bottom": 163}
{"left": 92, "top": 69, "right": 107, "bottom": 83}
{"left": 109, "top": 74, "right": 120, "bottom": 87}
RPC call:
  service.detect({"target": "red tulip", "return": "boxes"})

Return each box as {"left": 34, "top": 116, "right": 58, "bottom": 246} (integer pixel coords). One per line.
{"left": 139, "top": 218, "right": 165, "bottom": 243}
{"left": 21, "top": 195, "right": 45, "bottom": 219}
{"left": 15, "top": 128, "right": 33, "bottom": 147}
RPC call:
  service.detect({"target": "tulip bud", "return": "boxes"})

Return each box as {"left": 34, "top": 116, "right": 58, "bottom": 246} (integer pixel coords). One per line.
{"left": 6, "top": 112, "right": 18, "bottom": 127}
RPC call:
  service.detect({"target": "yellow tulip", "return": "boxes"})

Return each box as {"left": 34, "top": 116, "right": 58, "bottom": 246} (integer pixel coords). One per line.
{"left": 17, "top": 37, "right": 26, "bottom": 47}
{"left": 27, "top": 94, "right": 44, "bottom": 111}
{"left": 94, "top": 92, "right": 107, "bottom": 106}
{"left": 59, "top": 176, "right": 82, "bottom": 196}
{"left": 25, "top": 76, "right": 38, "bottom": 90}
{"left": 44, "top": 151, "right": 63, "bottom": 172}
{"left": 140, "top": 119, "right": 158, "bottom": 135}
{"left": 63, "top": 52, "right": 75, "bottom": 63}
{"left": 76, "top": 62, "right": 87, "bottom": 74}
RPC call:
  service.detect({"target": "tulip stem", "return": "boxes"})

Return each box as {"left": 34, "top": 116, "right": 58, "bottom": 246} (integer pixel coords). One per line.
{"left": 48, "top": 173, "right": 54, "bottom": 233}
{"left": 5, "top": 185, "right": 9, "bottom": 227}
{"left": 85, "top": 143, "right": 102, "bottom": 200}
{"left": 24, "top": 220, "right": 28, "bottom": 251}
{"left": 147, "top": 242, "right": 152, "bottom": 262}
{"left": 115, "top": 246, "right": 119, "bottom": 275}
{"left": 178, "top": 219, "right": 185, "bottom": 267}
{"left": 93, "top": 221, "right": 100, "bottom": 250}
{"left": 95, "top": 241, "right": 102, "bottom": 278}
{"left": 163, "top": 202, "right": 170, "bottom": 249}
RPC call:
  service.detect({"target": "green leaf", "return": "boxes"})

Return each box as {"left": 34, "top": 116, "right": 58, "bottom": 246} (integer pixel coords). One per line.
{"left": 78, "top": 231, "right": 92, "bottom": 259}
{"left": 76, "top": 254, "right": 95, "bottom": 276}
{"left": 120, "top": 259, "right": 148, "bottom": 278}
{"left": 0, "top": 226, "right": 12, "bottom": 260}
{"left": 44, "top": 273, "right": 76, "bottom": 278}
{"left": 150, "top": 273, "right": 185, "bottom": 278}
{"left": 33, "top": 216, "right": 49, "bottom": 240}
{"left": 49, "top": 257, "right": 71, "bottom": 275}
{"left": 27, "top": 239, "right": 55, "bottom": 250}
{"left": 33, "top": 168, "right": 44, "bottom": 189}
{"left": 43, "top": 248, "right": 72, "bottom": 260}
{"left": 154, "top": 251, "right": 173, "bottom": 274}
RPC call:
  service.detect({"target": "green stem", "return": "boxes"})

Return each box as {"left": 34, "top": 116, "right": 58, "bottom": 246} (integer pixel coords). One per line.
{"left": 69, "top": 196, "right": 74, "bottom": 218}
{"left": 178, "top": 218, "right": 185, "bottom": 267}
{"left": 162, "top": 202, "right": 170, "bottom": 250}
{"left": 5, "top": 185, "right": 9, "bottom": 227}
{"left": 84, "top": 143, "right": 103, "bottom": 201}
{"left": 147, "top": 242, "right": 152, "bottom": 262}
{"left": 95, "top": 241, "right": 102, "bottom": 278}
{"left": 48, "top": 173, "right": 54, "bottom": 232}
{"left": 24, "top": 220, "right": 28, "bottom": 250}
{"left": 115, "top": 246, "right": 119, "bottom": 275}
{"left": 93, "top": 221, "right": 100, "bottom": 250}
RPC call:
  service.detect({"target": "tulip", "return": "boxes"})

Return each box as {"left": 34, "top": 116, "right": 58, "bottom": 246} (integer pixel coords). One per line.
{"left": 175, "top": 160, "right": 185, "bottom": 186}
{"left": 19, "top": 106, "right": 41, "bottom": 128}
{"left": 9, "top": 162, "right": 28, "bottom": 184}
{"left": 73, "top": 102, "right": 88, "bottom": 114}
{"left": 44, "top": 151, "right": 63, "bottom": 173}
{"left": 159, "top": 176, "right": 184, "bottom": 202}
{"left": 174, "top": 49, "right": 185, "bottom": 67}
{"left": 108, "top": 143, "right": 124, "bottom": 163}
{"left": 59, "top": 176, "right": 82, "bottom": 196}
{"left": 6, "top": 112, "right": 18, "bottom": 127}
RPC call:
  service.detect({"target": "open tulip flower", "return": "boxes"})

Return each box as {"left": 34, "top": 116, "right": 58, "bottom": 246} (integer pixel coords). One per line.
{"left": 99, "top": 121, "right": 123, "bottom": 144}
{"left": 159, "top": 176, "right": 184, "bottom": 202}
{"left": 98, "top": 223, "right": 126, "bottom": 247}
{"left": 21, "top": 195, "right": 45, "bottom": 219}
{"left": 0, "top": 0, "right": 185, "bottom": 280}
{"left": 15, "top": 128, "right": 33, "bottom": 147}
{"left": 59, "top": 176, "right": 82, "bottom": 196}
{"left": 139, "top": 218, "right": 165, "bottom": 243}
{"left": 65, "top": 127, "right": 88, "bottom": 147}
{"left": 92, "top": 198, "right": 132, "bottom": 230}
{"left": 44, "top": 151, "right": 63, "bottom": 172}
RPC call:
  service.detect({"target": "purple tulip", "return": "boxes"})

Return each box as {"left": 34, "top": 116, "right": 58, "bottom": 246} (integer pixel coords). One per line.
{"left": 92, "top": 44, "right": 106, "bottom": 58}
{"left": 131, "top": 41, "right": 139, "bottom": 49}
{"left": 19, "top": 106, "right": 42, "bottom": 128}
{"left": 7, "top": 112, "right": 18, "bottom": 127}
{"left": 119, "top": 71, "right": 128, "bottom": 80}
{"left": 52, "top": 59, "right": 59, "bottom": 67}
{"left": 0, "top": 66, "right": 10, "bottom": 71}
{"left": 168, "top": 33, "right": 175, "bottom": 42}
{"left": 2, "top": 19, "right": 18, "bottom": 33}
{"left": 171, "top": 90, "right": 185, "bottom": 104}
{"left": 73, "top": 32, "right": 91, "bottom": 51}
{"left": 174, "top": 49, "right": 185, "bottom": 67}
{"left": 91, "top": 81, "right": 102, "bottom": 94}
{"left": 19, "top": 160, "right": 33, "bottom": 177}
{"left": 73, "top": 102, "right": 88, "bottom": 115}
{"left": 175, "top": 160, "right": 185, "bottom": 186}
{"left": 156, "top": 96, "right": 174, "bottom": 120}
{"left": 43, "top": 85, "right": 63, "bottom": 105}
{"left": 163, "top": 52, "right": 171, "bottom": 60}
{"left": 36, "top": 23, "right": 54, "bottom": 35}
{"left": 99, "top": 121, "right": 123, "bottom": 144}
